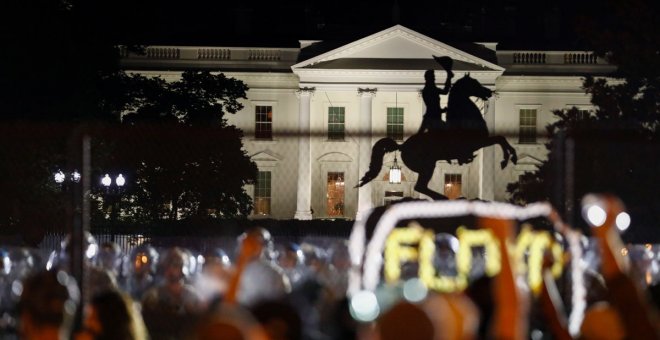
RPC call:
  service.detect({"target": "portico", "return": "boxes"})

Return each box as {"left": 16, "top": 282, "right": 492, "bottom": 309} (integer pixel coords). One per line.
{"left": 291, "top": 25, "right": 503, "bottom": 219}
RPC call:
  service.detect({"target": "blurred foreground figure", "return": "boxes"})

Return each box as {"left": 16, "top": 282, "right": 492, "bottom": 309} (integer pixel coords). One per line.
{"left": 317, "top": 240, "right": 351, "bottom": 300}
{"left": 228, "top": 227, "right": 290, "bottom": 307}
{"left": 578, "top": 194, "right": 660, "bottom": 339}
{"left": 124, "top": 244, "right": 159, "bottom": 301}
{"left": 376, "top": 301, "right": 434, "bottom": 340}
{"left": 251, "top": 300, "right": 302, "bottom": 340}
{"left": 47, "top": 232, "right": 117, "bottom": 299}
{"left": 277, "top": 242, "right": 307, "bottom": 288}
{"left": 96, "top": 242, "right": 123, "bottom": 281}
{"left": 17, "top": 270, "right": 79, "bottom": 340}
{"left": 191, "top": 303, "right": 268, "bottom": 340}
{"left": 141, "top": 247, "right": 203, "bottom": 339}
{"left": 195, "top": 248, "right": 233, "bottom": 305}
{"left": 75, "top": 290, "right": 147, "bottom": 340}
{"left": 579, "top": 301, "right": 626, "bottom": 340}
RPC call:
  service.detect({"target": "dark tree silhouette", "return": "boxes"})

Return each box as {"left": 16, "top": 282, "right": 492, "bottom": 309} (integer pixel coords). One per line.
{"left": 508, "top": 0, "right": 660, "bottom": 238}
{"left": 0, "top": 1, "right": 258, "bottom": 238}
{"left": 112, "top": 71, "right": 257, "bottom": 221}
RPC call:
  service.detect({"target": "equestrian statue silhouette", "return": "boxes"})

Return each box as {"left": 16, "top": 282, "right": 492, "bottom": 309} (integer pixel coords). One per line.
{"left": 356, "top": 56, "right": 517, "bottom": 200}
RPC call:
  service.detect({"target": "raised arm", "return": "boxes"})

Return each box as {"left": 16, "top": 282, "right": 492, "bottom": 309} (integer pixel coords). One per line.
{"left": 225, "top": 233, "right": 263, "bottom": 305}
{"left": 432, "top": 55, "right": 453, "bottom": 95}
{"left": 479, "top": 217, "right": 526, "bottom": 340}
{"left": 538, "top": 254, "right": 572, "bottom": 340}
{"left": 585, "top": 194, "right": 660, "bottom": 339}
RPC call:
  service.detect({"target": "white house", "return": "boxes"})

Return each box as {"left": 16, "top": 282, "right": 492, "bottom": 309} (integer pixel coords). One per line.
{"left": 121, "top": 25, "right": 614, "bottom": 220}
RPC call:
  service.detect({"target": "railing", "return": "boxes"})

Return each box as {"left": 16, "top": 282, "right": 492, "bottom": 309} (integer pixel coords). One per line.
{"left": 198, "top": 48, "right": 231, "bottom": 60}
{"left": 146, "top": 47, "right": 180, "bottom": 59}
{"left": 564, "top": 52, "right": 598, "bottom": 64}
{"left": 121, "top": 46, "right": 295, "bottom": 62}
{"left": 248, "top": 49, "right": 281, "bottom": 61}
{"left": 513, "top": 52, "right": 546, "bottom": 64}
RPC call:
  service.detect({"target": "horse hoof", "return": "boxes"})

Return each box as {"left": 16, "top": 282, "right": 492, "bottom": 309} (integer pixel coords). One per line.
{"left": 500, "top": 160, "right": 508, "bottom": 169}
{"left": 512, "top": 155, "right": 518, "bottom": 164}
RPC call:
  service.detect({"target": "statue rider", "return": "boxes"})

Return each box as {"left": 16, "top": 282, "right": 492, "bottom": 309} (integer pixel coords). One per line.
{"left": 418, "top": 56, "right": 454, "bottom": 134}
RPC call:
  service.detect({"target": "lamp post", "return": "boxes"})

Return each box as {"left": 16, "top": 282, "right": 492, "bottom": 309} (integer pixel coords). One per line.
{"left": 101, "top": 173, "right": 126, "bottom": 228}
{"left": 54, "top": 169, "right": 81, "bottom": 186}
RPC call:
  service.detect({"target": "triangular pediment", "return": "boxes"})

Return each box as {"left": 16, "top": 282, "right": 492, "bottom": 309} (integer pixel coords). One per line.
{"left": 250, "top": 150, "right": 282, "bottom": 162}
{"left": 517, "top": 154, "right": 543, "bottom": 166}
{"left": 515, "top": 154, "right": 544, "bottom": 172}
{"left": 293, "top": 25, "right": 502, "bottom": 72}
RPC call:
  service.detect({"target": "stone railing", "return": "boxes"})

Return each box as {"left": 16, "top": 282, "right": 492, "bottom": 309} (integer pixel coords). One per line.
{"left": 198, "top": 48, "right": 231, "bottom": 60}
{"left": 248, "top": 49, "right": 281, "bottom": 61}
{"left": 563, "top": 52, "right": 598, "bottom": 64}
{"left": 146, "top": 47, "right": 180, "bottom": 59}
{"left": 499, "top": 50, "right": 607, "bottom": 67}
{"left": 121, "top": 46, "right": 297, "bottom": 62}
{"left": 513, "top": 52, "right": 546, "bottom": 64}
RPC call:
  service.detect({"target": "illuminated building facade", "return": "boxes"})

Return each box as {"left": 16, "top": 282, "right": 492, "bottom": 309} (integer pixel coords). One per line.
{"left": 121, "top": 25, "right": 614, "bottom": 220}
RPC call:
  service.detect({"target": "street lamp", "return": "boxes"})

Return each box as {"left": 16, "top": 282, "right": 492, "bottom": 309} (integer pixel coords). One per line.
{"left": 54, "top": 171, "right": 66, "bottom": 184}
{"left": 102, "top": 173, "right": 125, "bottom": 189}
{"left": 101, "top": 174, "right": 111, "bottom": 187}
{"left": 101, "top": 173, "right": 127, "bottom": 230}
{"left": 71, "top": 171, "right": 81, "bottom": 183}
{"left": 389, "top": 154, "right": 402, "bottom": 184}
{"left": 116, "top": 174, "right": 125, "bottom": 187}
{"left": 54, "top": 169, "right": 81, "bottom": 185}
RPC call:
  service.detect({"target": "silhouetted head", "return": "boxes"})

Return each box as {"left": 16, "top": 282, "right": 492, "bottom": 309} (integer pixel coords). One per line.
{"left": 129, "top": 244, "right": 158, "bottom": 277}
{"left": 377, "top": 301, "right": 434, "bottom": 340}
{"left": 159, "top": 247, "right": 190, "bottom": 284}
{"left": 251, "top": 300, "right": 302, "bottom": 340}
{"left": 82, "top": 290, "right": 147, "bottom": 340}
{"left": 203, "top": 248, "right": 231, "bottom": 268}
{"left": 47, "top": 231, "right": 99, "bottom": 271}
{"left": 424, "top": 70, "right": 435, "bottom": 83}
{"left": 97, "top": 242, "right": 122, "bottom": 274}
{"left": 277, "top": 242, "right": 304, "bottom": 269}
{"left": 18, "top": 270, "right": 79, "bottom": 339}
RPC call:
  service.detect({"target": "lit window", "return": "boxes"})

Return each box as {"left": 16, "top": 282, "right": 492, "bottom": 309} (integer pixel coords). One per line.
{"left": 328, "top": 107, "right": 345, "bottom": 140}
{"left": 387, "top": 107, "right": 404, "bottom": 141}
{"left": 326, "top": 172, "right": 345, "bottom": 216}
{"left": 444, "top": 173, "right": 462, "bottom": 200}
{"left": 518, "top": 108, "right": 537, "bottom": 144}
{"left": 255, "top": 106, "right": 272, "bottom": 139}
{"left": 577, "top": 109, "right": 591, "bottom": 120}
{"left": 254, "top": 171, "right": 271, "bottom": 215}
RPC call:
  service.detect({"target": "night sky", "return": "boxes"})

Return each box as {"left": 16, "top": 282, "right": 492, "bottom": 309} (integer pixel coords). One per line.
{"left": 72, "top": 0, "right": 606, "bottom": 48}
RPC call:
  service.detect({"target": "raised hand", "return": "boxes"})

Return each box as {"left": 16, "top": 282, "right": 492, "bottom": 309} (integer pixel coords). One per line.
{"left": 433, "top": 55, "right": 454, "bottom": 78}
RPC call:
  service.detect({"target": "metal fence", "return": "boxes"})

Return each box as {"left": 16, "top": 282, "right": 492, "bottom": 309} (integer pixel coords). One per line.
{"left": 1, "top": 123, "right": 659, "bottom": 253}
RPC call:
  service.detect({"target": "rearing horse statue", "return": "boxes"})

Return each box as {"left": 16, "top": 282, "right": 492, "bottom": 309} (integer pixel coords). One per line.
{"left": 356, "top": 73, "right": 518, "bottom": 200}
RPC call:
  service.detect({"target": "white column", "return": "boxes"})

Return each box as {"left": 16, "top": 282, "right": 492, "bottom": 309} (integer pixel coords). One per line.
{"left": 480, "top": 96, "right": 496, "bottom": 200}
{"left": 356, "top": 88, "right": 377, "bottom": 220}
{"left": 294, "top": 87, "right": 315, "bottom": 220}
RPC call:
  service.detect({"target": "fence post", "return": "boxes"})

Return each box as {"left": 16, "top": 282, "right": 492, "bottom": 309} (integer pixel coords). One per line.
{"left": 67, "top": 126, "right": 92, "bottom": 332}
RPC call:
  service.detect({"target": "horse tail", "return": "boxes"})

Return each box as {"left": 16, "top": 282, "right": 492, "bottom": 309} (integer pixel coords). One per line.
{"left": 355, "top": 138, "right": 400, "bottom": 188}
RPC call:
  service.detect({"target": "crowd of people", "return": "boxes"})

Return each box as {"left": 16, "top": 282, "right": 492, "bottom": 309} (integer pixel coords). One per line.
{"left": 1, "top": 227, "right": 357, "bottom": 340}
{"left": 1, "top": 196, "right": 660, "bottom": 339}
